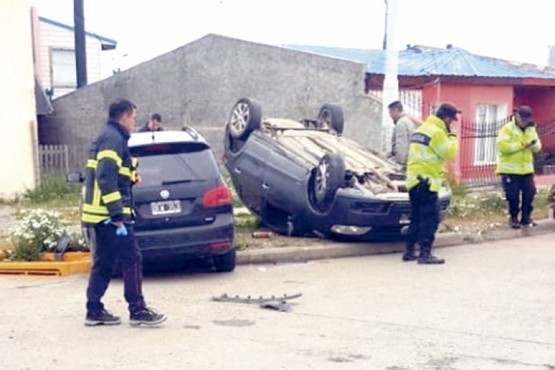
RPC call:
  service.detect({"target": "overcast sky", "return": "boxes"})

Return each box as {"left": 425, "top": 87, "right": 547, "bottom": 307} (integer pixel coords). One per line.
{"left": 29, "top": 0, "right": 555, "bottom": 70}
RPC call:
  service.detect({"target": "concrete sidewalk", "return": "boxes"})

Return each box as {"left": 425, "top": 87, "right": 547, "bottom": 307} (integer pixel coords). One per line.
{"left": 237, "top": 219, "right": 555, "bottom": 265}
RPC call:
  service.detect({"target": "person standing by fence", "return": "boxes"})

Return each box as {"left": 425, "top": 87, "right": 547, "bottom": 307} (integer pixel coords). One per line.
{"left": 388, "top": 101, "right": 415, "bottom": 168}
{"left": 404, "top": 104, "right": 460, "bottom": 265}
{"left": 496, "top": 106, "right": 542, "bottom": 229}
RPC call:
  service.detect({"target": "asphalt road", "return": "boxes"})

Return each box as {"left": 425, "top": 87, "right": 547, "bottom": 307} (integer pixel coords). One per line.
{"left": 1, "top": 234, "right": 554, "bottom": 370}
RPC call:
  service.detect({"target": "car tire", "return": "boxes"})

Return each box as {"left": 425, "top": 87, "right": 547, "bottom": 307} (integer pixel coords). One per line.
{"left": 228, "top": 98, "right": 262, "bottom": 140}
{"left": 318, "top": 104, "right": 344, "bottom": 135}
{"left": 313, "top": 153, "right": 345, "bottom": 208}
{"left": 214, "top": 249, "right": 236, "bottom": 272}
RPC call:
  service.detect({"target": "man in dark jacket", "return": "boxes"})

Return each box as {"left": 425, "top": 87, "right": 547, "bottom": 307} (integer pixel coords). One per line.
{"left": 138, "top": 113, "right": 163, "bottom": 132}
{"left": 82, "top": 99, "right": 166, "bottom": 327}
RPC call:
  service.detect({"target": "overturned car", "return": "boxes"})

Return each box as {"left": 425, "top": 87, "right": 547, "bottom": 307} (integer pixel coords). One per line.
{"left": 223, "top": 98, "right": 451, "bottom": 240}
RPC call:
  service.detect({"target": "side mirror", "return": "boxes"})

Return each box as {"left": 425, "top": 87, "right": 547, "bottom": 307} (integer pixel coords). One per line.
{"left": 66, "top": 172, "right": 85, "bottom": 183}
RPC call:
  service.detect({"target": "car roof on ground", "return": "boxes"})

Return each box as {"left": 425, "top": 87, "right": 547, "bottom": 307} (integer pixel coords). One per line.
{"left": 129, "top": 129, "right": 208, "bottom": 147}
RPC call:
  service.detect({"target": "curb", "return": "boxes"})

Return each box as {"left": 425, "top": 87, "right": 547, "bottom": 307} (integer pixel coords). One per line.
{"left": 236, "top": 219, "right": 555, "bottom": 265}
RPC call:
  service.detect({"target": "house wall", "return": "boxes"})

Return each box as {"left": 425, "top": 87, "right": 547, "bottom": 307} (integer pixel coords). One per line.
{"left": 33, "top": 17, "right": 112, "bottom": 99}
{"left": 47, "top": 34, "right": 382, "bottom": 158}
{"left": 0, "top": 0, "right": 38, "bottom": 197}
{"left": 422, "top": 83, "right": 514, "bottom": 181}
{"left": 515, "top": 86, "right": 555, "bottom": 151}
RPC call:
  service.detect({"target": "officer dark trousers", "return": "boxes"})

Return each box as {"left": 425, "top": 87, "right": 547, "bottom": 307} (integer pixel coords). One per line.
{"left": 86, "top": 222, "right": 145, "bottom": 313}
{"left": 406, "top": 182, "right": 440, "bottom": 257}
{"left": 501, "top": 174, "right": 536, "bottom": 222}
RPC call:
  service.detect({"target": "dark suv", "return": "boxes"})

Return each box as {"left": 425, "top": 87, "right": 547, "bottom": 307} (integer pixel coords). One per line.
{"left": 77, "top": 129, "right": 236, "bottom": 272}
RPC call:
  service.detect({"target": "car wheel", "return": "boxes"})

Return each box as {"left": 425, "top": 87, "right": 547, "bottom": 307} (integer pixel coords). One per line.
{"left": 313, "top": 153, "right": 345, "bottom": 208}
{"left": 228, "top": 98, "right": 262, "bottom": 140}
{"left": 318, "top": 104, "right": 344, "bottom": 135}
{"left": 214, "top": 249, "right": 236, "bottom": 272}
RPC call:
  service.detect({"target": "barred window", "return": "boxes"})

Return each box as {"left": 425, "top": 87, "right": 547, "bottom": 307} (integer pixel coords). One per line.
{"left": 474, "top": 104, "right": 507, "bottom": 165}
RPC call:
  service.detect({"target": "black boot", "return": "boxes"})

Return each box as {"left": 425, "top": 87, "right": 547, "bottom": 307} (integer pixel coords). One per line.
{"left": 418, "top": 245, "right": 445, "bottom": 265}
{"left": 510, "top": 216, "right": 521, "bottom": 229}
{"left": 402, "top": 242, "right": 418, "bottom": 262}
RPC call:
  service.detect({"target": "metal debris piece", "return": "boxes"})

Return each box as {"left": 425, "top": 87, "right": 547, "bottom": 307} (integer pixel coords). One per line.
{"left": 212, "top": 292, "right": 302, "bottom": 305}
{"left": 260, "top": 300, "right": 291, "bottom": 312}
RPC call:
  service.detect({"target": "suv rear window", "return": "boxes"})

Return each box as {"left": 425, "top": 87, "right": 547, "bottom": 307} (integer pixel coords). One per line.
{"left": 131, "top": 143, "right": 219, "bottom": 187}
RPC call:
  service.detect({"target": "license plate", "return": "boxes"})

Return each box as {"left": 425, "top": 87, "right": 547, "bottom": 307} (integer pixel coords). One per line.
{"left": 399, "top": 214, "right": 411, "bottom": 225}
{"left": 151, "top": 200, "right": 181, "bottom": 215}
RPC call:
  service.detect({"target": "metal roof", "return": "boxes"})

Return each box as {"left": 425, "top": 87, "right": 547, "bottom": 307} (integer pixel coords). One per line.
{"left": 285, "top": 45, "right": 555, "bottom": 80}
{"left": 39, "top": 16, "right": 117, "bottom": 47}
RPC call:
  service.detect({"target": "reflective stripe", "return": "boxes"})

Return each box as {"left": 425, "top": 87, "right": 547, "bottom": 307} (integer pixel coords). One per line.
{"left": 82, "top": 214, "right": 110, "bottom": 224}
{"left": 97, "top": 150, "right": 123, "bottom": 166}
{"left": 119, "top": 166, "right": 131, "bottom": 178}
{"left": 83, "top": 204, "right": 132, "bottom": 215}
{"left": 86, "top": 159, "right": 97, "bottom": 169}
{"left": 102, "top": 191, "right": 122, "bottom": 204}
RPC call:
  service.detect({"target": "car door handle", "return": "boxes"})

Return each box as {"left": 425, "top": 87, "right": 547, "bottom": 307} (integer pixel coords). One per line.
{"left": 234, "top": 167, "right": 242, "bottom": 174}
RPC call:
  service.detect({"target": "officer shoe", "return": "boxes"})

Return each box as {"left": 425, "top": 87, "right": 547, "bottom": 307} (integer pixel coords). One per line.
{"left": 418, "top": 254, "right": 445, "bottom": 265}
{"left": 85, "top": 309, "right": 121, "bottom": 326}
{"left": 510, "top": 217, "right": 521, "bottom": 229}
{"left": 520, "top": 218, "right": 536, "bottom": 227}
{"left": 402, "top": 243, "right": 418, "bottom": 262}
{"left": 130, "top": 307, "right": 167, "bottom": 327}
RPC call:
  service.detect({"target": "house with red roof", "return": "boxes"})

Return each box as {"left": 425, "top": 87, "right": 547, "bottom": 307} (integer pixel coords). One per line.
{"left": 288, "top": 44, "right": 555, "bottom": 184}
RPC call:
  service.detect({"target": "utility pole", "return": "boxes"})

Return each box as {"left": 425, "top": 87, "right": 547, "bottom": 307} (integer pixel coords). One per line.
{"left": 381, "top": 0, "right": 399, "bottom": 152}
{"left": 74, "top": 0, "right": 87, "bottom": 87}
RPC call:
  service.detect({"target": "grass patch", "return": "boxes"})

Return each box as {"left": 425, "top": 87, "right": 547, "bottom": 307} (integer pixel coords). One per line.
{"left": 21, "top": 174, "right": 81, "bottom": 208}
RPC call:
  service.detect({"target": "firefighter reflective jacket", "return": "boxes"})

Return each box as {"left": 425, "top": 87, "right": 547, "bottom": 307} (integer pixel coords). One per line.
{"left": 406, "top": 115, "right": 459, "bottom": 192}
{"left": 81, "top": 120, "right": 134, "bottom": 225}
{"left": 496, "top": 118, "right": 541, "bottom": 175}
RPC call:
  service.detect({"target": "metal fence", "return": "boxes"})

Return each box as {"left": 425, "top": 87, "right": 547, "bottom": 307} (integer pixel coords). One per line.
{"left": 459, "top": 118, "right": 555, "bottom": 187}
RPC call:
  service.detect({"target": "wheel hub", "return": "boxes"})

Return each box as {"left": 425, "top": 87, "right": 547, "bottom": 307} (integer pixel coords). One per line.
{"left": 229, "top": 103, "right": 250, "bottom": 136}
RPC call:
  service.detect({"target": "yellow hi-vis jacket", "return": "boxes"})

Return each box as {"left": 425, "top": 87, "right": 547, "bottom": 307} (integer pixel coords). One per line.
{"left": 496, "top": 118, "right": 541, "bottom": 175}
{"left": 406, "top": 115, "right": 459, "bottom": 192}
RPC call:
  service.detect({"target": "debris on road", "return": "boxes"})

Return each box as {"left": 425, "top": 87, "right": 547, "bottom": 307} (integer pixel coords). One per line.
{"left": 212, "top": 292, "right": 302, "bottom": 312}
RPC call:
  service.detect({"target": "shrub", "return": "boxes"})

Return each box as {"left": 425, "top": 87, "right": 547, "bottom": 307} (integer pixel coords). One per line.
{"left": 7, "top": 209, "right": 87, "bottom": 261}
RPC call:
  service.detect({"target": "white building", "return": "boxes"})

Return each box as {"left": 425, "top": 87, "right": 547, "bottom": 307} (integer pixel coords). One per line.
{"left": 31, "top": 10, "right": 117, "bottom": 99}
{"left": 0, "top": 0, "right": 38, "bottom": 197}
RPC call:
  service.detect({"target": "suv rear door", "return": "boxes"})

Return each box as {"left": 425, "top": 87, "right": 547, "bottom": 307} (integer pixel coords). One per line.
{"left": 130, "top": 142, "right": 229, "bottom": 231}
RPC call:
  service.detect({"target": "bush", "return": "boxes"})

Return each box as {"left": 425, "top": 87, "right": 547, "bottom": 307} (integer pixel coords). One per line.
{"left": 24, "top": 174, "right": 81, "bottom": 204}
{"left": 7, "top": 209, "right": 87, "bottom": 261}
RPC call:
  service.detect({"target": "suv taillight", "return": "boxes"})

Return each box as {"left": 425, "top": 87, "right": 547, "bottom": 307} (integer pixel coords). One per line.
{"left": 202, "top": 185, "right": 232, "bottom": 207}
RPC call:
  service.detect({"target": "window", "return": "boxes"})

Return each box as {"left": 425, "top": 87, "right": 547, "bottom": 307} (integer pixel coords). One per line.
{"left": 474, "top": 104, "right": 507, "bottom": 165}
{"left": 51, "top": 49, "right": 76, "bottom": 90}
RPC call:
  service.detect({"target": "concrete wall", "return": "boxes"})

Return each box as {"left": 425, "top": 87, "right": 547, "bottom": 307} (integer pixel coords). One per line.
{"left": 47, "top": 34, "right": 382, "bottom": 157}
{"left": 0, "top": 0, "right": 38, "bottom": 197}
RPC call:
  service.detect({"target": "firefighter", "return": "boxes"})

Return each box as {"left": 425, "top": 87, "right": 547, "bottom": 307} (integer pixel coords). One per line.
{"left": 82, "top": 99, "right": 166, "bottom": 327}
{"left": 496, "top": 106, "right": 541, "bottom": 229}
{"left": 404, "top": 104, "right": 460, "bottom": 264}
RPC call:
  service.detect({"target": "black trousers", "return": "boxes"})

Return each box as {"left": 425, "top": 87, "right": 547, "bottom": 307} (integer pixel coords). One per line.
{"left": 501, "top": 174, "right": 536, "bottom": 221}
{"left": 86, "top": 222, "right": 145, "bottom": 313}
{"left": 407, "top": 183, "right": 440, "bottom": 250}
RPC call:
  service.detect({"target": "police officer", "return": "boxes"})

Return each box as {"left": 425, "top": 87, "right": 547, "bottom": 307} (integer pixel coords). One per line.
{"left": 404, "top": 104, "right": 460, "bottom": 264}
{"left": 496, "top": 106, "right": 541, "bottom": 229}
{"left": 82, "top": 99, "right": 166, "bottom": 326}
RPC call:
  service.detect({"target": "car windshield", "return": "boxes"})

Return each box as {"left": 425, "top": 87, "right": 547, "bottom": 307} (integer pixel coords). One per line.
{"left": 131, "top": 143, "right": 219, "bottom": 187}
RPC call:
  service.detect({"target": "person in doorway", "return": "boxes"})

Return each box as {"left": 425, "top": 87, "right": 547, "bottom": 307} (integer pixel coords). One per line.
{"left": 138, "top": 113, "right": 163, "bottom": 132}
{"left": 404, "top": 104, "right": 460, "bottom": 265}
{"left": 496, "top": 105, "right": 541, "bottom": 229}
{"left": 82, "top": 99, "right": 166, "bottom": 327}
{"left": 388, "top": 101, "right": 415, "bottom": 168}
